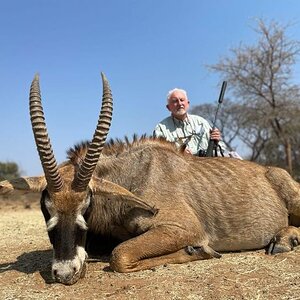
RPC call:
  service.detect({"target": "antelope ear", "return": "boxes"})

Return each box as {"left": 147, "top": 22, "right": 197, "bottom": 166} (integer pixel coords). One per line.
{"left": 89, "top": 177, "right": 158, "bottom": 216}
{"left": 0, "top": 176, "right": 47, "bottom": 195}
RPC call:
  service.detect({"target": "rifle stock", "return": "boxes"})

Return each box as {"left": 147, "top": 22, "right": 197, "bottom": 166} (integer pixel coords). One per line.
{"left": 206, "top": 139, "right": 216, "bottom": 157}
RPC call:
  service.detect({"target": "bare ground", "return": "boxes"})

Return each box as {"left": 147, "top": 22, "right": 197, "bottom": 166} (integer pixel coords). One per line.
{"left": 1, "top": 195, "right": 300, "bottom": 300}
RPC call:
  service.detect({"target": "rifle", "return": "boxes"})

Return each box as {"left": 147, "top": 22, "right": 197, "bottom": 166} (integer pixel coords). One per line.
{"left": 205, "top": 81, "right": 227, "bottom": 157}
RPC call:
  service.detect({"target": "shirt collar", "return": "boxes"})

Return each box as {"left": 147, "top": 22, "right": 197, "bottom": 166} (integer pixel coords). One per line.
{"left": 172, "top": 114, "right": 189, "bottom": 125}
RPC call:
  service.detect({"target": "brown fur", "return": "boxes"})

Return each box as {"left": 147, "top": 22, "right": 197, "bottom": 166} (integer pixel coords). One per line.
{"left": 67, "top": 135, "right": 179, "bottom": 162}
{"left": 68, "top": 137, "right": 300, "bottom": 260}
{"left": 2, "top": 136, "right": 300, "bottom": 283}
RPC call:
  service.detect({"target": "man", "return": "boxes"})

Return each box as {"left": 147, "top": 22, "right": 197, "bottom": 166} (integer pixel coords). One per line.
{"left": 153, "top": 88, "right": 227, "bottom": 156}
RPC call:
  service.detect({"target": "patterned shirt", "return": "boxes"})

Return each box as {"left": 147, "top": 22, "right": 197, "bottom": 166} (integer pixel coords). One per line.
{"left": 153, "top": 114, "right": 227, "bottom": 156}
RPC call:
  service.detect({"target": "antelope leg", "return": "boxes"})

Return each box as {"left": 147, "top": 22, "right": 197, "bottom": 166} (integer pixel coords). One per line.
{"left": 110, "top": 226, "right": 220, "bottom": 272}
{"left": 267, "top": 226, "right": 300, "bottom": 254}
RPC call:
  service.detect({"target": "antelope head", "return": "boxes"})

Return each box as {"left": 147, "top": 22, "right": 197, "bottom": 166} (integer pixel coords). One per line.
{"left": 1, "top": 73, "right": 113, "bottom": 285}
{"left": 34, "top": 73, "right": 115, "bottom": 284}
{"left": 0, "top": 73, "right": 158, "bottom": 284}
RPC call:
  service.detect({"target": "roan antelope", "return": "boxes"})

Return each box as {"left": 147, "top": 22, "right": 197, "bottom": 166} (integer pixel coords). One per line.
{"left": 1, "top": 73, "right": 300, "bottom": 285}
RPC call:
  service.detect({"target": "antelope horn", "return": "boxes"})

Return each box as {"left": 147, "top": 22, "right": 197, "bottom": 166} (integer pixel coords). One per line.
{"left": 72, "top": 73, "right": 113, "bottom": 192}
{"left": 29, "top": 74, "right": 64, "bottom": 192}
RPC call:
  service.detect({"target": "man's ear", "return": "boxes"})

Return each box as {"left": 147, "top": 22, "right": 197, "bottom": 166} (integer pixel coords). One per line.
{"left": 166, "top": 104, "right": 171, "bottom": 111}
{"left": 0, "top": 176, "right": 47, "bottom": 195}
{"left": 89, "top": 177, "right": 158, "bottom": 215}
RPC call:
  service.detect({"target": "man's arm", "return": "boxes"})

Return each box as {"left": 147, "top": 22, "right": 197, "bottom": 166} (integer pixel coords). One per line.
{"left": 153, "top": 124, "right": 165, "bottom": 138}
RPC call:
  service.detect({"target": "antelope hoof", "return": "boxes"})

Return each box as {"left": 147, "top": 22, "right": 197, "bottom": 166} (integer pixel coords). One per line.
{"left": 267, "top": 226, "right": 300, "bottom": 255}
{"left": 185, "top": 245, "right": 221, "bottom": 259}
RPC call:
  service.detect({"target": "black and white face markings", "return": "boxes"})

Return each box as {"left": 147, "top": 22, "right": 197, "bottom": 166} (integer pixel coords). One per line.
{"left": 40, "top": 190, "right": 91, "bottom": 284}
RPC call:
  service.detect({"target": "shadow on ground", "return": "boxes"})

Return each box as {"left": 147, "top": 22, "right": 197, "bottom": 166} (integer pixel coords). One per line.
{"left": 0, "top": 249, "right": 54, "bottom": 283}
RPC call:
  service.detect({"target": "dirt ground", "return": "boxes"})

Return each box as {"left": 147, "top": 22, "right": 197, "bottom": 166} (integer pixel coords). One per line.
{"left": 1, "top": 195, "right": 300, "bottom": 300}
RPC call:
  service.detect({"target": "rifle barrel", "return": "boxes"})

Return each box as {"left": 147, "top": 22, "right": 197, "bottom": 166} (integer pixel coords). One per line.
{"left": 218, "top": 81, "right": 227, "bottom": 104}
{"left": 205, "top": 81, "right": 227, "bottom": 157}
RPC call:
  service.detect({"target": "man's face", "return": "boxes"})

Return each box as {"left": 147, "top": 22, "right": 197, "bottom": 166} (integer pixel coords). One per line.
{"left": 167, "top": 90, "right": 190, "bottom": 120}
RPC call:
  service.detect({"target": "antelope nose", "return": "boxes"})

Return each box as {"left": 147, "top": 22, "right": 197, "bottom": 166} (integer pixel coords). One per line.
{"left": 52, "top": 266, "right": 78, "bottom": 284}
{"left": 53, "top": 269, "right": 72, "bottom": 283}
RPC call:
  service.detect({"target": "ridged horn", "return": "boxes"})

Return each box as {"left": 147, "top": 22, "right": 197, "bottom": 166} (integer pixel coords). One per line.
{"left": 29, "top": 74, "right": 64, "bottom": 193}
{"left": 72, "top": 72, "right": 113, "bottom": 192}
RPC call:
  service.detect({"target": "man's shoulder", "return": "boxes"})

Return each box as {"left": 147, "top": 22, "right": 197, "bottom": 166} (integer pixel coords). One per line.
{"left": 153, "top": 116, "right": 174, "bottom": 137}
{"left": 156, "top": 116, "right": 173, "bottom": 127}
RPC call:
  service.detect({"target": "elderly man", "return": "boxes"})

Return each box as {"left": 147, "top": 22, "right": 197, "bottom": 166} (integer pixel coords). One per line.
{"left": 153, "top": 88, "right": 227, "bottom": 156}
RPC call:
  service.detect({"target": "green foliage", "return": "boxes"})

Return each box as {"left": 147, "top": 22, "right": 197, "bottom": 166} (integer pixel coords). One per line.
{"left": 0, "top": 161, "right": 21, "bottom": 181}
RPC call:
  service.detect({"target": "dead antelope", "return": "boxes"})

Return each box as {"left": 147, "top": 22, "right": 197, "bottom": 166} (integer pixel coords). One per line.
{"left": 1, "top": 74, "right": 300, "bottom": 285}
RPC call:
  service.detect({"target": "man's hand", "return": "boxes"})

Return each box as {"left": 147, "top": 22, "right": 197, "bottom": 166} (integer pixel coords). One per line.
{"left": 210, "top": 128, "right": 221, "bottom": 142}
{"left": 184, "top": 148, "right": 193, "bottom": 155}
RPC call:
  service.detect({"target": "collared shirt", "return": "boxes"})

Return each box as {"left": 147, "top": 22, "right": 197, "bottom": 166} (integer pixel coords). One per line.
{"left": 153, "top": 114, "right": 227, "bottom": 156}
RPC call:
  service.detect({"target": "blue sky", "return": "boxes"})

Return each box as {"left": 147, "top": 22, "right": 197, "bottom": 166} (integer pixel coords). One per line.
{"left": 1, "top": 0, "right": 300, "bottom": 175}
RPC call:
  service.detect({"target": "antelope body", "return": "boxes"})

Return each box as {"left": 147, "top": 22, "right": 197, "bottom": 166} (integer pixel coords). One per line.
{"left": 1, "top": 74, "right": 300, "bottom": 285}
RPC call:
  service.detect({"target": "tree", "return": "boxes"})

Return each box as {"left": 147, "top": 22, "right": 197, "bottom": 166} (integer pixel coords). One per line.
{"left": 0, "top": 161, "right": 21, "bottom": 181}
{"left": 207, "top": 19, "right": 300, "bottom": 176}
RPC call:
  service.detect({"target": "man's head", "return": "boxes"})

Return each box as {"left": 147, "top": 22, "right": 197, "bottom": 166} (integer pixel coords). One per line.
{"left": 166, "top": 88, "right": 190, "bottom": 120}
